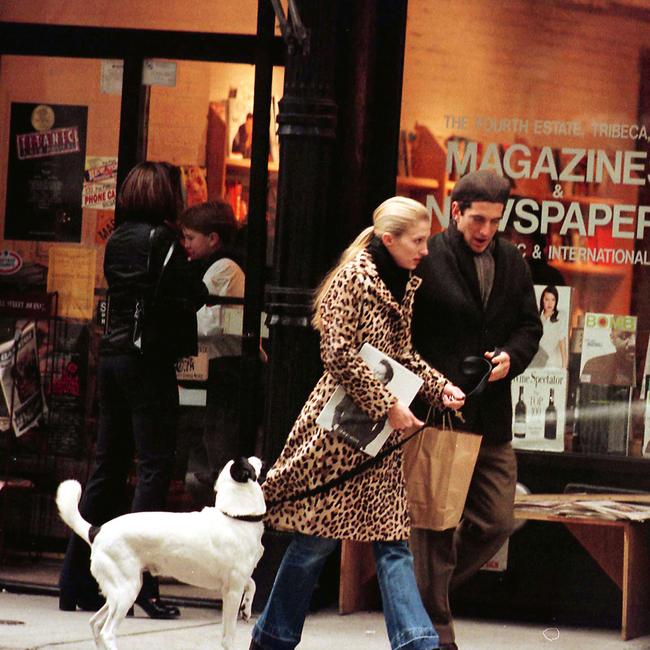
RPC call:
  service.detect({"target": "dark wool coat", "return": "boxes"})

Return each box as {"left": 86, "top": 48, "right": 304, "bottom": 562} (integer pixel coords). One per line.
{"left": 263, "top": 249, "right": 448, "bottom": 541}
{"left": 412, "top": 227, "right": 542, "bottom": 444}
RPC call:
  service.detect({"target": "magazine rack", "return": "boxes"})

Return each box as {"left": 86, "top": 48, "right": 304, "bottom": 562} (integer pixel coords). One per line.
{"left": 0, "top": 291, "right": 58, "bottom": 561}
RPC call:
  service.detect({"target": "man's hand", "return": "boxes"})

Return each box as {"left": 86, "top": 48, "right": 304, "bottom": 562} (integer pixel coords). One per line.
{"left": 485, "top": 348, "right": 510, "bottom": 382}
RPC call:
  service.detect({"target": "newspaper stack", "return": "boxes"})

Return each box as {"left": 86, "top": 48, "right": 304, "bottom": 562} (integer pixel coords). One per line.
{"left": 514, "top": 493, "right": 650, "bottom": 521}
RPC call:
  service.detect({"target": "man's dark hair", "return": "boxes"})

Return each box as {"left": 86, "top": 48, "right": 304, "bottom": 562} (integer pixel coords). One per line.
{"left": 451, "top": 169, "right": 511, "bottom": 213}
{"left": 178, "top": 199, "right": 238, "bottom": 248}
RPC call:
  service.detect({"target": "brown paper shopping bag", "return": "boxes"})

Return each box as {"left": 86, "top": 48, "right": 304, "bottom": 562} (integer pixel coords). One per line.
{"left": 403, "top": 414, "right": 482, "bottom": 531}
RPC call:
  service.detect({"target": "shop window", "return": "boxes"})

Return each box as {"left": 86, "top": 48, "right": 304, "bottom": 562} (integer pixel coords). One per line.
{"left": 399, "top": 1, "right": 650, "bottom": 458}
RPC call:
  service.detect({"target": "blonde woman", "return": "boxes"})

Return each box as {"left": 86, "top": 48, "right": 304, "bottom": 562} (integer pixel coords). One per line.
{"left": 250, "top": 196, "right": 465, "bottom": 650}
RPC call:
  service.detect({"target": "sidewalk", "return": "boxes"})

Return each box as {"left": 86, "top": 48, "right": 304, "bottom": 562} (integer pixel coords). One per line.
{"left": 2, "top": 590, "right": 650, "bottom": 650}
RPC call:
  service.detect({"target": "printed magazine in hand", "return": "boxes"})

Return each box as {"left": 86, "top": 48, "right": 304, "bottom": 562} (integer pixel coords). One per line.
{"left": 316, "top": 342, "right": 423, "bottom": 457}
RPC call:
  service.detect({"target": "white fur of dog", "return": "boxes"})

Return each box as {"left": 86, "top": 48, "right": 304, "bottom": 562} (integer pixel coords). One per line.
{"left": 56, "top": 456, "right": 266, "bottom": 650}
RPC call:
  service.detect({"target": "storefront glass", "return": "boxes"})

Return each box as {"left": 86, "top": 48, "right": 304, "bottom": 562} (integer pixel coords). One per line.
{"left": 399, "top": 0, "right": 650, "bottom": 457}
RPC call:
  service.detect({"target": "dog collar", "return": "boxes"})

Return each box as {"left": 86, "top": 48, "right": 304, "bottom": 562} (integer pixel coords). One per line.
{"left": 221, "top": 510, "right": 266, "bottom": 522}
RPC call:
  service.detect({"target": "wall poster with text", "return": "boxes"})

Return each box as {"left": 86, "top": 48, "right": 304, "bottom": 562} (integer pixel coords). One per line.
{"left": 4, "top": 103, "right": 87, "bottom": 242}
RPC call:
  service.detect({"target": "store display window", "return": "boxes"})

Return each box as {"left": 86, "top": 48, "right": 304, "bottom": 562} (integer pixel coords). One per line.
{"left": 398, "top": 0, "right": 650, "bottom": 457}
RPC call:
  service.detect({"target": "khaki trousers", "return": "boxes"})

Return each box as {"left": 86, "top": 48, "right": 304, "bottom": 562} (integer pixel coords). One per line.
{"left": 410, "top": 441, "right": 517, "bottom": 645}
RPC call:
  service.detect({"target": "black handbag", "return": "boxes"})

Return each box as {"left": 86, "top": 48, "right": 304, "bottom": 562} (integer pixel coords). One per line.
{"left": 133, "top": 232, "right": 198, "bottom": 361}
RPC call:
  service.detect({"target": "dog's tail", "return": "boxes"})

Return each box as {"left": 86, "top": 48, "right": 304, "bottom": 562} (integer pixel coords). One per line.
{"left": 56, "top": 480, "right": 91, "bottom": 546}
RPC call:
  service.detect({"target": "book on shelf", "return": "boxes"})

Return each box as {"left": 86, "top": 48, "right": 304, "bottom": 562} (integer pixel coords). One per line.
{"left": 316, "top": 342, "right": 423, "bottom": 457}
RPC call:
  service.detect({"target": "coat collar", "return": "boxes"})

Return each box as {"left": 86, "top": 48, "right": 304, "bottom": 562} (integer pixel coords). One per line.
{"left": 357, "top": 249, "right": 420, "bottom": 318}
{"left": 443, "top": 224, "right": 503, "bottom": 314}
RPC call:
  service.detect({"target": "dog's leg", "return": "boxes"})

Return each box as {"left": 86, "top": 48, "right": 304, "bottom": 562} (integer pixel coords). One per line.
{"left": 90, "top": 604, "right": 110, "bottom": 650}
{"left": 99, "top": 598, "right": 133, "bottom": 650}
{"left": 240, "top": 577, "right": 256, "bottom": 621}
{"left": 221, "top": 588, "right": 244, "bottom": 650}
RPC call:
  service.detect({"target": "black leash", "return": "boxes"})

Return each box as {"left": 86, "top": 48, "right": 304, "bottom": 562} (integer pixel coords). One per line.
{"left": 266, "top": 422, "right": 427, "bottom": 509}
{"left": 265, "top": 355, "right": 493, "bottom": 509}
{"left": 221, "top": 511, "right": 266, "bottom": 522}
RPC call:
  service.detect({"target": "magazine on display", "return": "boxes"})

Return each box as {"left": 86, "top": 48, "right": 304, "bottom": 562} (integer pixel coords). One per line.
{"left": 511, "top": 285, "right": 571, "bottom": 452}
{"left": 576, "top": 313, "right": 637, "bottom": 455}
{"left": 641, "top": 339, "right": 650, "bottom": 457}
{"left": 510, "top": 368, "right": 567, "bottom": 452}
{"left": 316, "top": 343, "right": 423, "bottom": 457}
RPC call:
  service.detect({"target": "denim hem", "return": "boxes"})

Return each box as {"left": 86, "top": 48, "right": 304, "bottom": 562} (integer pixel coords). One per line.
{"left": 391, "top": 628, "right": 439, "bottom": 650}
{"left": 252, "top": 624, "right": 299, "bottom": 650}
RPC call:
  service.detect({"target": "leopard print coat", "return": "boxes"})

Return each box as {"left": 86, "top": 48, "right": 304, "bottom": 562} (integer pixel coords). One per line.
{"left": 263, "top": 249, "right": 448, "bottom": 541}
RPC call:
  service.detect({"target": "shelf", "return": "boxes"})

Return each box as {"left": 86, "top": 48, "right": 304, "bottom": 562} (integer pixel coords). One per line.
{"left": 225, "top": 156, "right": 279, "bottom": 175}
{"left": 396, "top": 175, "right": 439, "bottom": 190}
{"left": 549, "top": 260, "right": 631, "bottom": 277}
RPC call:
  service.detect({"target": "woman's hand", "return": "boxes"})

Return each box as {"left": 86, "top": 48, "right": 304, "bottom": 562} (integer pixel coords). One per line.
{"left": 442, "top": 383, "right": 465, "bottom": 410}
{"left": 387, "top": 400, "right": 424, "bottom": 431}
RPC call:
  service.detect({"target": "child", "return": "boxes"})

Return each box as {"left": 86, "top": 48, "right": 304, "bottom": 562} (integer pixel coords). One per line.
{"left": 179, "top": 200, "right": 245, "bottom": 353}
{"left": 178, "top": 200, "right": 246, "bottom": 503}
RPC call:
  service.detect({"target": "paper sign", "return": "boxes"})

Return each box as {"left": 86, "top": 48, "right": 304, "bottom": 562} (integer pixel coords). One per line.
{"left": 47, "top": 246, "right": 97, "bottom": 319}
{"left": 142, "top": 60, "right": 177, "bottom": 87}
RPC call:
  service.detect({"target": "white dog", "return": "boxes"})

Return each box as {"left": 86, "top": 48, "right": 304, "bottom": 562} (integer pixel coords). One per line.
{"left": 56, "top": 456, "right": 266, "bottom": 650}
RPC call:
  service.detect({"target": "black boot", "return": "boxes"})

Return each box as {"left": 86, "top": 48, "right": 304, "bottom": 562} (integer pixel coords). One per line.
{"left": 59, "top": 590, "right": 105, "bottom": 612}
{"left": 134, "top": 571, "right": 180, "bottom": 619}
{"left": 134, "top": 595, "right": 180, "bottom": 619}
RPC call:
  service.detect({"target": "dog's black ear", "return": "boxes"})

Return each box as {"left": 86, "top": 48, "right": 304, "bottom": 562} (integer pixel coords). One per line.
{"left": 230, "top": 457, "right": 257, "bottom": 483}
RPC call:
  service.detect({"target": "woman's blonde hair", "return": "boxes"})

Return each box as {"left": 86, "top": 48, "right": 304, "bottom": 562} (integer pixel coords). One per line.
{"left": 312, "top": 196, "right": 430, "bottom": 331}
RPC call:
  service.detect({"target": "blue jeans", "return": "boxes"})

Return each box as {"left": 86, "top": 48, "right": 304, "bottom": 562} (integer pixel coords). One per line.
{"left": 252, "top": 533, "right": 438, "bottom": 650}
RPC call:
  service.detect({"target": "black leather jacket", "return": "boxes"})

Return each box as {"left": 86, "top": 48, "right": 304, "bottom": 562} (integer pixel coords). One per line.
{"left": 102, "top": 221, "right": 207, "bottom": 360}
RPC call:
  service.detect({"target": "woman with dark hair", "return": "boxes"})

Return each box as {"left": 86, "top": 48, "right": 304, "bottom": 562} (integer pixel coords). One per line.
{"left": 59, "top": 162, "right": 207, "bottom": 618}
{"left": 530, "top": 284, "right": 567, "bottom": 368}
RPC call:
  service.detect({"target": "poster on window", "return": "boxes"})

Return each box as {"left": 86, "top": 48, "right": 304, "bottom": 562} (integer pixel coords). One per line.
{"left": 82, "top": 156, "right": 117, "bottom": 210}
{"left": 511, "top": 284, "right": 571, "bottom": 451}
{"left": 4, "top": 103, "right": 87, "bottom": 242}
{"left": 0, "top": 322, "right": 47, "bottom": 437}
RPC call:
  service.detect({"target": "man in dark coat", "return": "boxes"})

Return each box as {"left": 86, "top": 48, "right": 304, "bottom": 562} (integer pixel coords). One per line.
{"left": 410, "top": 169, "right": 542, "bottom": 650}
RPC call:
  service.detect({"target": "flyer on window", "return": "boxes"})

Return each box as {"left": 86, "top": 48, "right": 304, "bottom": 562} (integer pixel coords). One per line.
{"left": 46, "top": 245, "right": 97, "bottom": 320}
{"left": 82, "top": 156, "right": 117, "bottom": 210}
